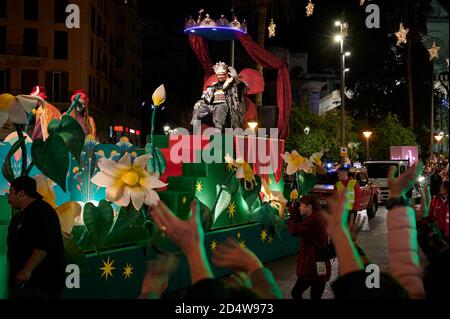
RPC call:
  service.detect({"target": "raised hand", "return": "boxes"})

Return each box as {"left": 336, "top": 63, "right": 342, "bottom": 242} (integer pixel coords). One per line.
{"left": 414, "top": 184, "right": 431, "bottom": 221}
{"left": 140, "top": 255, "right": 179, "bottom": 299}
{"left": 228, "top": 66, "right": 238, "bottom": 78}
{"left": 212, "top": 237, "right": 263, "bottom": 274}
{"left": 322, "top": 191, "right": 349, "bottom": 234}
{"left": 387, "top": 162, "right": 423, "bottom": 199}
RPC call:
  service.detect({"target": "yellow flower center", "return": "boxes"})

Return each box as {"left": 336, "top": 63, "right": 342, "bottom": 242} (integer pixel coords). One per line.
{"left": 121, "top": 170, "right": 140, "bottom": 187}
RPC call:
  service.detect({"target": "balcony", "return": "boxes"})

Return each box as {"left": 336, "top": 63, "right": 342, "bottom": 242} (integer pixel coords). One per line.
{"left": 0, "top": 45, "right": 48, "bottom": 58}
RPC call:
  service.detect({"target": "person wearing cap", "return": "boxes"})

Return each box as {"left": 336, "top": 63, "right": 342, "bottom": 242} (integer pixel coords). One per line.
{"left": 333, "top": 167, "right": 362, "bottom": 222}
{"left": 6, "top": 176, "right": 66, "bottom": 299}
{"left": 191, "top": 61, "right": 247, "bottom": 131}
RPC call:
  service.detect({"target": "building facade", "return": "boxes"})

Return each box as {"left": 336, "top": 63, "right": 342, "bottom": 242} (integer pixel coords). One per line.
{"left": 0, "top": 0, "right": 143, "bottom": 143}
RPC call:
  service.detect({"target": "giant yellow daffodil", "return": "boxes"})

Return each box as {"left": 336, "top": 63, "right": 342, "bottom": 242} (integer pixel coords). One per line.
{"left": 281, "top": 150, "right": 313, "bottom": 175}
{"left": 152, "top": 84, "right": 166, "bottom": 107}
{"left": 225, "top": 154, "right": 256, "bottom": 190}
{"left": 91, "top": 153, "right": 167, "bottom": 210}
{"left": 0, "top": 93, "right": 43, "bottom": 127}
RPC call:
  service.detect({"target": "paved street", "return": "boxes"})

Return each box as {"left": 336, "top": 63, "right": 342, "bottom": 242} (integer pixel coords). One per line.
{"left": 265, "top": 206, "right": 421, "bottom": 299}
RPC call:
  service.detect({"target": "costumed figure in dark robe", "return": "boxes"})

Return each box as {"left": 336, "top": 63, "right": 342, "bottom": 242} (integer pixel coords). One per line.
{"left": 191, "top": 62, "right": 247, "bottom": 131}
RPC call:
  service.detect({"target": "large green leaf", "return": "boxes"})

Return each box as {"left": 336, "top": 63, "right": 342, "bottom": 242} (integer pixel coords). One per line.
{"left": 31, "top": 136, "right": 69, "bottom": 192}
{"left": 110, "top": 205, "right": 142, "bottom": 234}
{"left": 297, "top": 171, "right": 317, "bottom": 196}
{"left": 213, "top": 185, "right": 231, "bottom": 223}
{"left": 82, "top": 200, "right": 114, "bottom": 254}
{"left": 241, "top": 175, "right": 262, "bottom": 212}
{"left": 47, "top": 115, "right": 85, "bottom": 164}
{"left": 2, "top": 136, "right": 26, "bottom": 183}
{"left": 63, "top": 236, "right": 89, "bottom": 274}
{"left": 145, "top": 143, "right": 166, "bottom": 176}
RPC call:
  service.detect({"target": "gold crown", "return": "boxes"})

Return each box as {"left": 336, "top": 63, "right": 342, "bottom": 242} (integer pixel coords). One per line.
{"left": 184, "top": 10, "right": 248, "bottom": 33}
{"left": 213, "top": 62, "right": 228, "bottom": 74}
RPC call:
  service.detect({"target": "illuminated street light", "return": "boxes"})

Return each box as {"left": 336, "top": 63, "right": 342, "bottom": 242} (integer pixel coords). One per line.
{"left": 247, "top": 121, "right": 258, "bottom": 131}
{"left": 363, "top": 131, "right": 372, "bottom": 161}
{"left": 345, "top": 51, "right": 351, "bottom": 56}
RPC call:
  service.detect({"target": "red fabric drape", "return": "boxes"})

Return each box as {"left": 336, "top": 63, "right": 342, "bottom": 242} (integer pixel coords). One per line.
{"left": 189, "top": 35, "right": 214, "bottom": 82}
{"left": 236, "top": 33, "right": 292, "bottom": 140}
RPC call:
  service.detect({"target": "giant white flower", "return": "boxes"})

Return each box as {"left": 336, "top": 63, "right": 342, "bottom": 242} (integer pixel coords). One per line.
{"left": 91, "top": 153, "right": 167, "bottom": 210}
{"left": 281, "top": 150, "right": 313, "bottom": 175}
{"left": 0, "top": 93, "right": 42, "bottom": 127}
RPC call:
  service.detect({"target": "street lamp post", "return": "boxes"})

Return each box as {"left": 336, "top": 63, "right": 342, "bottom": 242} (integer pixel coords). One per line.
{"left": 363, "top": 131, "right": 372, "bottom": 161}
{"left": 335, "top": 21, "right": 349, "bottom": 165}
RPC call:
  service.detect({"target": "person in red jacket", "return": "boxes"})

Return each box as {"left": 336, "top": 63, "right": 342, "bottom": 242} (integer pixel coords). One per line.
{"left": 288, "top": 194, "right": 331, "bottom": 299}
{"left": 429, "top": 180, "right": 449, "bottom": 239}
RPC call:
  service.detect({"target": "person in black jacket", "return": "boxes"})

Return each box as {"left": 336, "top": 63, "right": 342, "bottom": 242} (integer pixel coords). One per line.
{"left": 7, "top": 176, "right": 66, "bottom": 299}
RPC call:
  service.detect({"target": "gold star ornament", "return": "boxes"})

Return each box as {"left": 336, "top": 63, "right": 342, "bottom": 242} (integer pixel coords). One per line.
{"left": 428, "top": 41, "right": 440, "bottom": 61}
{"left": 395, "top": 23, "right": 409, "bottom": 46}
{"left": 260, "top": 229, "right": 268, "bottom": 242}
{"left": 195, "top": 180, "right": 203, "bottom": 193}
{"left": 268, "top": 19, "right": 276, "bottom": 38}
{"left": 123, "top": 263, "right": 134, "bottom": 279}
{"left": 306, "top": 0, "right": 315, "bottom": 17}
{"left": 228, "top": 201, "right": 236, "bottom": 219}
{"left": 210, "top": 240, "right": 218, "bottom": 251}
{"left": 239, "top": 239, "right": 247, "bottom": 248}
{"left": 100, "top": 257, "right": 116, "bottom": 280}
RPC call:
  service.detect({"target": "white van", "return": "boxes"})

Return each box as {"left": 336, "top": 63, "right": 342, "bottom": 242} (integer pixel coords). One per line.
{"left": 363, "top": 160, "right": 409, "bottom": 202}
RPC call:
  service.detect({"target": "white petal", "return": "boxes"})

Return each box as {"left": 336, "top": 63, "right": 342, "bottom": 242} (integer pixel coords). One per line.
{"left": 235, "top": 167, "right": 245, "bottom": 179}
{"left": 286, "top": 164, "right": 298, "bottom": 175}
{"left": 225, "top": 153, "right": 233, "bottom": 164}
{"left": 144, "top": 189, "right": 160, "bottom": 207}
{"left": 91, "top": 172, "right": 115, "bottom": 187}
{"left": 133, "top": 154, "right": 152, "bottom": 170}
{"left": 141, "top": 175, "right": 167, "bottom": 190}
{"left": 15, "top": 95, "right": 42, "bottom": 112}
{"left": 8, "top": 100, "right": 28, "bottom": 124}
{"left": 115, "top": 187, "right": 131, "bottom": 207}
{"left": 130, "top": 187, "right": 146, "bottom": 210}
{"left": 0, "top": 112, "right": 9, "bottom": 128}
{"left": 118, "top": 153, "right": 132, "bottom": 167}
{"left": 106, "top": 183, "right": 124, "bottom": 201}
{"left": 98, "top": 158, "right": 123, "bottom": 177}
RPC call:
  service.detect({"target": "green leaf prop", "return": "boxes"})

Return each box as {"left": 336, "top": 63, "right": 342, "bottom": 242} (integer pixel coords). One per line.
{"left": 63, "top": 236, "right": 89, "bottom": 274}
{"left": 110, "top": 205, "right": 142, "bottom": 234}
{"left": 254, "top": 202, "right": 284, "bottom": 240}
{"left": 31, "top": 136, "right": 69, "bottom": 192}
{"left": 296, "top": 171, "right": 317, "bottom": 196}
{"left": 241, "top": 175, "right": 262, "bottom": 212}
{"left": 47, "top": 115, "right": 85, "bottom": 164}
{"left": 213, "top": 185, "right": 232, "bottom": 223}
{"left": 82, "top": 200, "right": 114, "bottom": 253}
{"left": 145, "top": 143, "right": 166, "bottom": 176}
{"left": 2, "top": 136, "right": 26, "bottom": 183}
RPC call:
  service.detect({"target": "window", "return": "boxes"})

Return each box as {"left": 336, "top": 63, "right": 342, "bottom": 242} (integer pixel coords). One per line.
{"left": 91, "top": 6, "right": 96, "bottom": 32}
{"left": 0, "top": 26, "right": 5, "bottom": 54}
{"left": 0, "top": 0, "right": 6, "bottom": 18}
{"left": 23, "top": 28, "right": 38, "bottom": 56}
{"left": 97, "top": 15, "right": 102, "bottom": 37}
{"left": 24, "top": 0, "right": 38, "bottom": 20}
{"left": 0, "top": 68, "right": 10, "bottom": 92}
{"left": 54, "top": 31, "right": 68, "bottom": 60}
{"left": 20, "top": 69, "right": 38, "bottom": 94}
{"left": 45, "top": 71, "right": 68, "bottom": 102}
{"left": 54, "top": 0, "right": 68, "bottom": 23}
{"left": 90, "top": 39, "right": 94, "bottom": 66}
{"left": 89, "top": 76, "right": 95, "bottom": 99}
{"left": 118, "top": 15, "right": 124, "bottom": 24}
{"left": 104, "top": 88, "right": 108, "bottom": 107}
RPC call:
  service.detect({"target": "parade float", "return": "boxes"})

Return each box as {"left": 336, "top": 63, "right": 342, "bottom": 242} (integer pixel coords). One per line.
{"left": 0, "top": 11, "right": 325, "bottom": 299}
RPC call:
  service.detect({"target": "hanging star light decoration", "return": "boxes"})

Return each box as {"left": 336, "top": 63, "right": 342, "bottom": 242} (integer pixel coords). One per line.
{"left": 395, "top": 23, "right": 409, "bottom": 46}
{"left": 210, "top": 240, "right": 218, "bottom": 251}
{"left": 268, "top": 18, "right": 276, "bottom": 38}
{"left": 100, "top": 257, "right": 116, "bottom": 280}
{"left": 123, "top": 263, "right": 134, "bottom": 279}
{"left": 306, "top": 0, "right": 315, "bottom": 17}
{"left": 428, "top": 41, "right": 440, "bottom": 61}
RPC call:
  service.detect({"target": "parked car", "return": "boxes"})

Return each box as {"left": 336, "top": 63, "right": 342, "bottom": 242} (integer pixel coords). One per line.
{"left": 310, "top": 167, "right": 381, "bottom": 219}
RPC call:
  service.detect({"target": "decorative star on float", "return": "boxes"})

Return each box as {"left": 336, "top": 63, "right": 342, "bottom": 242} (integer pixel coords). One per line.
{"left": 395, "top": 23, "right": 409, "bottom": 46}
{"left": 239, "top": 239, "right": 247, "bottom": 248}
{"left": 123, "top": 263, "right": 134, "bottom": 279}
{"left": 428, "top": 41, "right": 440, "bottom": 61}
{"left": 228, "top": 201, "right": 237, "bottom": 218}
{"left": 306, "top": 0, "right": 315, "bottom": 17}
{"left": 268, "top": 18, "right": 276, "bottom": 38}
{"left": 260, "top": 229, "right": 268, "bottom": 242}
{"left": 268, "top": 177, "right": 273, "bottom": 185}
{"left": 182, "top": 196, "right": 187, "bottom": 204}
{"left": 210, "top": 240, "right": 218, "bottom": 251}
{"left": 100, "top": 257, "right": 116, "bottom": 280}
{"left": 195, "top": 181, "right": 203, "bottom": 193}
